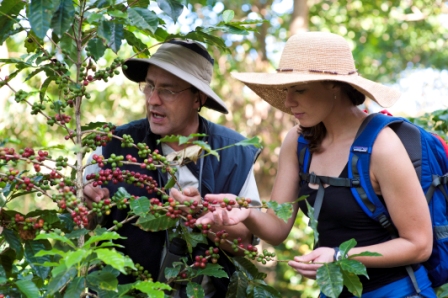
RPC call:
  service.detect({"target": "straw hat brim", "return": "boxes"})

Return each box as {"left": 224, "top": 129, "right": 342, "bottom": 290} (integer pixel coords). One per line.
{"left": 232, "top": 72, "right": 401, "bottom": 115}
{"left": 123, "top": 59, "right": 229, "bottom": 114}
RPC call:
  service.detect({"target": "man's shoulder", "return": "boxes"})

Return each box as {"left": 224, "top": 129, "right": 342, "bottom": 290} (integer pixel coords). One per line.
{"left": 206, "top": 120, "right": 246, "bottom": 143}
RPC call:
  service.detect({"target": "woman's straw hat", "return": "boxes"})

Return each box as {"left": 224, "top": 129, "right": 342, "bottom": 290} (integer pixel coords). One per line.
{"left": 232, "top": 32, "right": 401, "bottom": 114}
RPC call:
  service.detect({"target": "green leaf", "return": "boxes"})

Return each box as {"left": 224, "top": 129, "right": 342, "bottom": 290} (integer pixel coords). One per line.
{"left": 87, "top": 38, "right": 106, "bottom": 61}
{"left": 157, "top": 0, "right": 184, "bottom": 23}
{"left": 164, "top": 177, "right": 176, "bottom": 189}
{"left": 108, "top": 22, "right": 123, "bottom": 53}
{"left": 192, "top": 140, "right": 219, "bottom": 160}
{"left": 316, "top": 262, "right": 343, "bottom": 298}
{"left": 26, "top": 209, "right": 60, "bottom": 225}
{"left": 24, "top": 240, "right": 51, "bottom": 280}
{"left": 222, "top": 10, "right": 235, "bottom": 23}
{"left": 2, "top": 228, "right": 23, "bottom": 259}
{"left": 29, "top": 0, "right": 55, "bottom": 39}
{"left": 0, "top": 0, "right": 25, "bottom": 44}
{"left": 64, "top": 249, "right": 89, "bottom": 268}
{"left": 81, "top": 121, "right": 109, "bottom": 131}
{"left": 65, "top": 228, "right": 89, "bottom": 239}
{"left": 339, "top": 238, "right": 357, "bottom": 257}
{"left": 39, "top": 76, "right": 53, "bottom": 101}
{"left": 127, "top": 7, "right": 159, "bottom": 33}
{"left": 86, "top": 271, "right": 118, "bottom": 291}
{"left": 339, "top": 259, "right": 368, "bottom": 277}
{"left": 250, "top": 282, "right": 282, "bottom": 298}
{"left": 226, "top": 271, "right": 249, "bottom": 298}
{"left": 51, "top": 0, "right": 75, "bottom": 37}
{"left": 83, "top": 232, "right": 124, "bottom": 248}
{"left": 186, "top": 282, "right": 204, "bottom": 298}
{"left": 233, "top": 256, "right": 267, "bottom": 280}
{"left": 133, "top": 280, "right": 171, "bottom": 296}
{"left": 15, "top": 279, "right": 41, "bottom": 298}
{"left": 47, "top": 267, "right": 77, "bottom": 295}
{"left": 129, "top": 197, "right": 150, "bottom": 216}
{"left": 123, "top": 30, "right": 150, "bottom": 58}
{"left": 135, "top": 213, "right": 178, "bottom": 232}
{"left": 305, "top": 199, "right": 319, "bottom": 243}
{"left": 195, "top": 263, "right": 228, "bottom": 279}
{"left": 95, "top": 249, "right": 135, "bottom": 274}
{"left": 64, "top": 276, "right": 86, "bottom": 298}
{"left": 233, "top": 136, "right": 262, "bottom": 149}
{"left": 266, "top": 201, "right": 293, "bottom": 223}
{"left": 341, "top": 269, "right": 363, "bottom": 297}
{"left": 60, "top": 33, "right": 77, "bottom": 67}
{"left": 163, "top": 266, "right": 181, "bottom": 280}
{"left": 35, "top": 232, "right": 76, "bottom": 249}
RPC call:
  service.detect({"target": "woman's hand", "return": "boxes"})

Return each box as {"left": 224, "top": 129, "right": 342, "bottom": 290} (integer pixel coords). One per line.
{"left": 195, "top": 193, "right": 251, "bottom": 226}
{"left": 288, "top": 247, "right": 335, "bottom": 279}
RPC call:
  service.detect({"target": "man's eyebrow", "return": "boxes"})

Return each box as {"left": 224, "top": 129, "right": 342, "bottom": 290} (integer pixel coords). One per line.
{"left": 144, "top": 78, "right": 177, "bottom": 88}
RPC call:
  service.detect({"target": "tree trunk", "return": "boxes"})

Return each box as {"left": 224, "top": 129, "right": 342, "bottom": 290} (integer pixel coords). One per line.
{"left": 290, "top": 0, "right": 309, "bottom": 36}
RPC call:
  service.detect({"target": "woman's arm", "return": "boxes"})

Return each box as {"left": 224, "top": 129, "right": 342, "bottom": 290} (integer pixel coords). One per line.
{"left": 198, "top": 126, "right": 302, "bottom": 246}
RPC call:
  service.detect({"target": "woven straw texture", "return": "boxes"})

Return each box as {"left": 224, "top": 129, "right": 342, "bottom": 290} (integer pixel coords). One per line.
{"left": 232, "top": 32, "right": 401, "bottom": 114}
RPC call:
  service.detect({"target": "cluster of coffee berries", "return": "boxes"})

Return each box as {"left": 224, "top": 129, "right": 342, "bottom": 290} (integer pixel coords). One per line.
{"left": 235, "top": 197, "right": 252, "bottom": 208}
{"left": 197, "top": 223, "right": 212, "bottom": 235}
{"left": 54, "top": 113, "right": 71, "bottom": 125}
{"left": 9, "top": 214, "right": 48, "bottom": 231}
{"left": 82, "top": 124, "right": 116, "bottom": 150}
{"left": 164, "top": 197, "right": 183, "bottom": 219}
{"left": 70, "top": 204, "right": 89, "bottom": 226}
{"left": 31, "top": 102, "right": 46, "bottom": 115}
{"left": 256, "top": 249, "right": 276, "bottom": 265}
{"left": 193, "top": 255, "right": 208, "bottom": 268}
{"left": 91, "top": 198, "right": 112, "bottom": 216}
{"left": 129, "top": 263, "right": 152, "bottom": 281}
{"left": 204, "top": 246, "right": 220, "bottom": 264}
{"left": 212, "top": 230, "right": 229, "bottom": 246}
{"left": 121, "top": 134, "right": 135, "bottom": 148}
{"left": 184, "top": 213, "right": 197, "bottom": 228}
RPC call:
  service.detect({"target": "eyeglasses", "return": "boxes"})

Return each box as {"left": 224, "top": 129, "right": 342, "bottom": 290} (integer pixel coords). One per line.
{"left": 139, "top": 82, "right": 192, "bottom": 102}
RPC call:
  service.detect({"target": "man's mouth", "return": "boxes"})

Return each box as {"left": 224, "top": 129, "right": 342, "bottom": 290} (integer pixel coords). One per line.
{"left": 151, "top": 111, "right": 166, "bottom": 119}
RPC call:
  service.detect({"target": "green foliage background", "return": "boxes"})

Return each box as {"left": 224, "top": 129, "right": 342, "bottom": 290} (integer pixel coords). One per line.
{"left": 1, "top": 0, "right": 448, "bottom": 297}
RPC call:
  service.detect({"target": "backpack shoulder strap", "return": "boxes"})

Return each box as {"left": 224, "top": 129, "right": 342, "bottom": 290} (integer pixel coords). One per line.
{"left": 348, "top": 113, "right": 404, "bottom": 229}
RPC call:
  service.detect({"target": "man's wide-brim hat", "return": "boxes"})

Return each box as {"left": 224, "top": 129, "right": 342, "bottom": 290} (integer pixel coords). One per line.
{"left": 122, "top": 40, "right": 228, "bottom": 114}
{"left": 232, "top": 32, "right": 401, "bottom": 114}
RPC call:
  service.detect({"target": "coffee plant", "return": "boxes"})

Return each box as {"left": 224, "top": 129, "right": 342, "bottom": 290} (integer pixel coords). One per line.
{"left": 0, "top": 0, "right": 381, "bottom": 297}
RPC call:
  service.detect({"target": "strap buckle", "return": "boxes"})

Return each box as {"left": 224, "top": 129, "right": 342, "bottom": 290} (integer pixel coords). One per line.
{"left": 351, "top": 178, "right": 360, "bottom": 187}
{"left": 309, "top": 172, "right": 319, "bottom": 184}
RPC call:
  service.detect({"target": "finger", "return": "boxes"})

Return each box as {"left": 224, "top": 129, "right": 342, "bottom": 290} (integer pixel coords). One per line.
{"left": 183, "top": 187, "right": 200, "bottom": 197}
{"left": 204, "top": 193, "right": 235, "bottom": 202}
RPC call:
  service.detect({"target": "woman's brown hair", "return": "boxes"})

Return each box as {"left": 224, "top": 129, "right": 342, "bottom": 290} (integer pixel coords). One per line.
{"left": 299, "top": 82, "right": 365, "bottom": 153}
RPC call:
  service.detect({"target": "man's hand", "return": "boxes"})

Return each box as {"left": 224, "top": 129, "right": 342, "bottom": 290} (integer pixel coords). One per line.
{"left": 83, "top": 184, "right": 110, "bottom": 209}
{"left": 170, "top": 187, "right": 202, "bottom": 214}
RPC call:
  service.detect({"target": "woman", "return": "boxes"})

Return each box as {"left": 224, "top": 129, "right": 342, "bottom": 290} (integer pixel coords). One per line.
{"left": 197, "top": 32, "right": 435, "bottom": 297}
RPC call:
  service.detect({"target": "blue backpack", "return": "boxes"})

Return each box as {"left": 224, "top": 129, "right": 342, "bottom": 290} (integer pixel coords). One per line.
{"left": 297, "top": 112, "right": 448, "bottom": 290}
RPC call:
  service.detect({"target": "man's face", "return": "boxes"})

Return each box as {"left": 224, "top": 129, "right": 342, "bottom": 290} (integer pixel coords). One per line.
{"left": 143, "top": 65, "right": 201, "bottom": 137}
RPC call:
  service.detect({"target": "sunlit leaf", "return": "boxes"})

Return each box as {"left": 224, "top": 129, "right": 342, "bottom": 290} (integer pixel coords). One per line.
{"left": 339, "top": 259, "right": 368, "bottom": 277}
{"left": 64, "top": 249, "right": 89, "bottom": 268}
{"left": 222, "top": 10, "right": 234, "bottom": 23}
{"left": 266, "top": 201, "right": 293, "bottom": 223}
{"left": 35, "top": 232, "right": 76, "bottom": 249}
{"left": 133, "top": 280, "right": 169, "bottom": 297}
{"left": 95, "top": 249, "right": 135, "bottom": 274}
{"left": 127, "top": 7, "right": 159, "bottom": 33}
{"left": 233, "top": 136, "right": 262, "bottom": 148}
{"left": 83, "top": 231, "right": 124, "bottom": 248}
{"left": 123, "top": 30, "right": 150, "bottom": 57}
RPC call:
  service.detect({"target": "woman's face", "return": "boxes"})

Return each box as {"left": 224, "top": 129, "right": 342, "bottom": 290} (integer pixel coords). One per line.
{"left": 283, "top": 81, "right": 336, "bottom": 127}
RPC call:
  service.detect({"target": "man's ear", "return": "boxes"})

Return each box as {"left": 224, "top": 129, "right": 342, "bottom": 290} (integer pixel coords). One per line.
{"left": 196, "top": 92, "right": 208, "bottom": 106}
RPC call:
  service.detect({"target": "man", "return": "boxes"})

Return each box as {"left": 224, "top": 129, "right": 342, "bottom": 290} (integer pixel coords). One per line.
{"left": 83, "top": 39, "right": 261, "bottom": 297}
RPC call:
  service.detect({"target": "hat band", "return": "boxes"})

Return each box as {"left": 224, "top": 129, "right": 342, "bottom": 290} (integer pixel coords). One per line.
{"left": 276, "top": 68, "right": 358, "bottom": 75}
